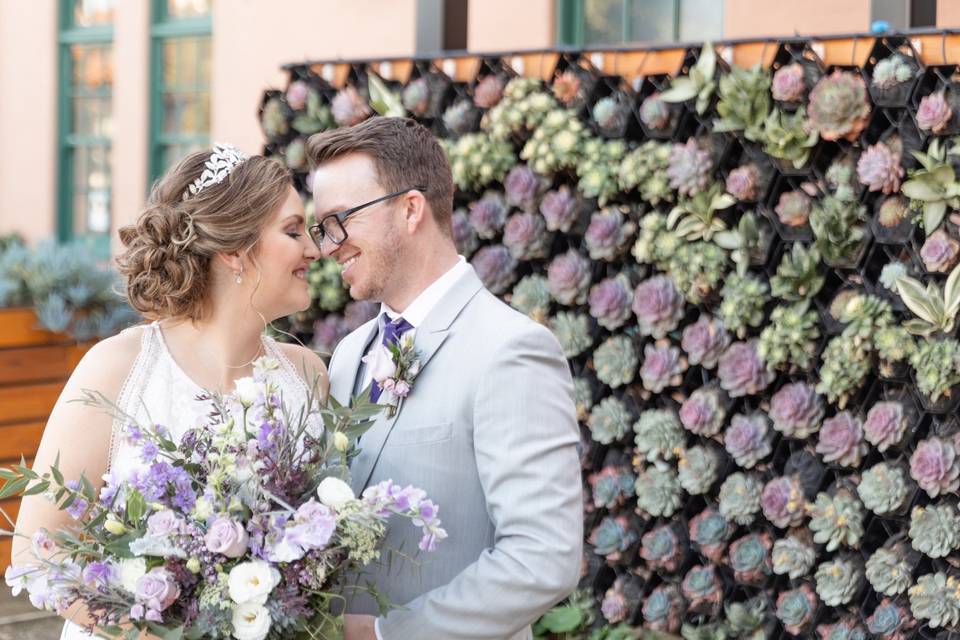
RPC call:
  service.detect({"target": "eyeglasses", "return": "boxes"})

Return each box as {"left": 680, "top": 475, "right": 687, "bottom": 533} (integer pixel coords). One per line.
{"left": 309, "top": 185, "right": 428, "bottom": 248}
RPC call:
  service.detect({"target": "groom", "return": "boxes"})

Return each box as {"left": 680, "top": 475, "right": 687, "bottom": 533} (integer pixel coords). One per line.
{"left": 306, "top": 117, "right": 582, "bottom": 640}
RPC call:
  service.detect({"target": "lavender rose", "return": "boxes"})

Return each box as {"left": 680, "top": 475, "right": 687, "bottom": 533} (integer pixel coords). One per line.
{"left": 470, "top": 245, "right": 517, "bottom": 295}
{"left": 503, "top": 212, "right": 551, "bottom": 261}
{"left": 146, "top": 510, "right": 184, "bottom": 537}
{"left": 504, "top": 165, "right": 546, "bottom": 212}
{"left": 815, "top": 412, "right": 868, "bottom": 467}
{"left": 769, "top": 382, "right": 824, "bottom": 438}
{"left": 717, "top": 340, "right": 775, "bottom": 398}
{"left": 917, "top": 91, "right": 953, "bottom": 133}
{"left": 726, "top": 164, "right": 761, "bottom": 201}
{"left": 681, "top": 314, "right": 730, "bottom": 369}
{"left": 633, "top": 275, "right": 685, "bottom": 339}
{"left": 910, "top": 436, "right": 960, "bottom": 497}
{"left": 134, "top": 567, "right": 180, "bottom": 617}
{"left": 920, "top": 229, "right": 960, "bottom": 273}
{"left": 725, "top": 413, "right": 773, "bottom": 469}
{"left": 468, "top": 191, "right": 508, "bottom": 239}
{"left": 205, "top": 516, "right": 249, "bottom": 558}
{"left": 772, "top": 63, "right": 807, "bottom": 102}
{"left": 539, "top": 186, "right": 580, "bottom": 233}
{"left": 588, "top": 275, "right": 634, "bottom": 330}
{"left": 863, "top": 401, "right": 908, "bottom": 452}
{"left": 547, "top": 249, "right": 592, "bottom": 305}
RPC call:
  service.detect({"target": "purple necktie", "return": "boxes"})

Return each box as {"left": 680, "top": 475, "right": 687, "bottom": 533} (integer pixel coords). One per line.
{"left": 370, "top": 314, "right": 413, "bottom": 403}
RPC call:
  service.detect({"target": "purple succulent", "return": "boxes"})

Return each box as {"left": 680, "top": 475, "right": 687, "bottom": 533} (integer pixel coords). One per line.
{"left": 589, "top": 515, "right": 638, "bottom": 562}
{"left": 917, "top": 91, "right": 953, "bottom": 133}
{"left": 728, "top": 532, "right": 773, "bottom": 585}
{"left": 547, "top": 249, "right": 592, "bottom": 305}
{"left": 473, "top": 74, "right": 505, "bottom": 109}
{"left": 726, "top": 164, "right": 761, "bottom": 201}
{"left": 503, "top": 212, "right": 551, "bottom": 261}
{"left": 640, "top": 340, "right": 688, "bottom": 393}
{"left": 718, "top": 340, "right": 775, "bottom": 398}
{"left": 470, "top": 244, "right": 518, "bottom": 295}
{"left": 762, "top": 475, "right": 807, "bottom": 528}
{"left": 681, "top": 314, "right": 730, "bottom": 369}
{"left": 311, "top": 314, "right": 349, "bottom": 356}
{"left": 402, "top": 77, "right": 431, "bottom": 116}
{"left": 539, "top": 186, "right": 580, "bottom": 233}
{"left": 588, "top": 275, "right": 635, "bottom": 330}
{"left": 632, "top": 275, "right": 685, "bottom": 339}
{"left": 816, "top": 411, "right": 868, "bottom": 467}
{"left": 725, "top": 413, "right": 773, "bottom": 469}
{"left": 668, "top": 138, "right": 713, "bottom": 198}
{"left": 772, "top": 63, "right": 807, "bottom": 103}
{"left": 689, "top": 506, "right": 734, "bottom": 564}
{"left": 640, "top": 524, "right": 685, "bottom": 573}
{"left": 584, "top": 208, "right": 636, "bottom": 261}
{"left": 285, "top": 80, "right": 310, "bottom": 110}
{"left": 552, "top": 70, "right": 582, "bottom": 105}
{"left": 857, "top": 140, "right": 904, "bottom": 195}
{"left": 600, "top": 579, "right": 630, "bottom": 624}
{"left": 863, "top": 401, "right": 908, "bottom": 452}
{"left": 468, "top": 191, "right": 508, "bottom": 239}
{"left": 343, "top": 300, "right": 379, "bottom": 330}
{"left": 451, "top": 208, "right": 479, "bottom": 256}
{"left": 331, "top": 85, "right": 372, "bottom": 127}
{"left": 680, "top": 387, "right": 727, "bottom": 437}
{"left": 920, "top": 228, "right": 960, "bottom": 273}
{"left": 775, "top": 190, "right": 813, "bottom": 228}
{"left": 769, "top": 382, "right": 825, "bottom": 438}
{"left": 910, "top": 436, "right": 960, "bottom": 497}
{"left": 504, "top": 165, "right": 546, "bottom": 212}
{"left": 640, "top": 92, "right": 671, "bottom": 130}
{"left": 776, "top": 584, "right": 819, "bottom": 636}
{"left": 682, "top": 564, "right": 723, "bottom": 614}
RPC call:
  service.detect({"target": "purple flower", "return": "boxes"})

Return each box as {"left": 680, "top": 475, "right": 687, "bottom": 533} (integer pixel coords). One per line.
{"left": 146, "top": 510, "right": 184, "bottom": 537}
{"left": 81, "top": 562, "right": 114, "bottom": 590}
{"left": 471, "top": 245, "right": 518, "bottom": 295}
{"left": 451, "top": 208, "right": 479, "bottom": 256}
{"left": 920, "top": 229, "right": 960, "bottom": 273}
{"left": 762, "top": 475, "right": 806, "bottom": 528}
{"left": 31, "top": 530, "right": 55, "bottom": 554}
{"left": 632, "top": 275, "right": 684, "bottom": 339}
{"left": 540, "top": 186, "right": 580, "bottom": 233}
{"left": 679, "top": 387, "right": 726, "bottom": 436}
{"left": 134, "top": 567, "right": 180, "bottom": 616}
{"left": 312, "top": 314, "right": 349, "bottom": 356}
{"left": 725, "top": 413, "right": 773, "bottom": 469}
{"left": 130, "top": 462, "right": 196, "bottom": 512}
{"left": 205, "top": 516, "right": 249, "bottom": 558}
{"left": 910, "top": 436, "right": 960, "bottom": 497}
{"left": 816, "top": 412, "right": 867, "bottom": 467}
{"left": 640, "top": 341, "right": 687, "bottom": 393}
{"left": 917, "top": 91, "right": 953, "bottom": 133}
{"left": 285, "top": 80, "right": 310, "bottom": 111}
{"left": 863, "top": 401, "right": 908, "bottom": 452}
{"left": 468, "top": 192, "right": 508, "bottom": 239}
{"left": 769, "top": 382, "right": 824, "bottom": 438}
{"left": 65, "top": 480, "right": 88, "bottom": 520}
{"left": 139, "top": 441, "right": 159, "bottom": 463}
{"left": 681, "top": 314, "right": 730, "bottom": 369}
{"left": 503, "top": 212, "right": 551, "bottom": 260}
{"left": 287, "top": 500, "right": 337, "bottom": 552}
{"left": 588, "top": 276, "right": 634, "bottom": 330}
{"left": 584, "top": 208, "right": 635, "bottom": 261}
{"left": 726, "top": 164, "right": 760, "bottom": 201}
{"left": 772, "top": 63, "right": 807, "bottom": 102}
{"left": 504, "top": 165, "right": 546, "bottom": 212}
{"left": 547, "top": 249, "right": 592, "bottom": 305}
{"left": 717, "top": 340, "right": 775, "bottom": 398}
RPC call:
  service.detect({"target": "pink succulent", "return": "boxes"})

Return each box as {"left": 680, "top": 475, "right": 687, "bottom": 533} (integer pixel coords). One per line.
{"left": 588, "top": 276, "right": 635, "bottom": 331}
{"left": 681, "top": 314, "right": 730, "bottom": 369}
{"left": 910, "top": 436, "right": 960, "bottom": 497}
{"left": 473, "top": 74, "right": 505, "bottom": 109}
{"left": 857, "top": 140, "right": 904, "bottom": 194}
{"left": 679, "top": 387, "right": 727, "bottom": 437}
{"left": 717, "top": 340, "right": 775, "bottom": 398}
{"left": 470, "top": 245, "right": 517, "bottom": 295}
{"left": 600, "top": 579, "right": 630, "bottom": 623}
{"left": 540, "top": 186, "right": 580, "bottom": 233}
{"left": 503, "top": 212, "right": 550, "bottom": 261}
{"left": 552, "top": 69, "right": 582, "bottom": 105}
{"left": 468, "top": 191, "right": 508, "bottom": 239}
{"left": 725, "top": 413, "right": 773, "bottom": 469}
{"left": 451, "top": 208, "right": 479, "bottom": 256}
{"left": 331, "top": 85, "right": 372, "bottom": 127}
{"left": 726, "top": 164, "right": 761, "bottom": 201}
{"left": 775, "top": 190, "right": 813, "bottom": 227}
{"left": 863, "top": 401, "right": 908, "bottom": 452}
{"left": 816, "top": 412, "right": 867, "bottom": 467}
{"left": 547, "top": 249, "right": 592, "bottom": 305}
{"left": 640, "top": 341, "right": 687, "bottom": 393}
{"left": 633, "top": 275, "right": 685, "bottom": 339}
{"left": 769, "top": 382, "right": 825, "bottom": 438}
{"left": 917, "top": 91, "right": 953, "bottom": 133}
{"left": 504, "top": 165, "right": 546, "bottom": 212}
{"left": 285, "top": 80, "right": 310, "bottom": 110}
{"left": 761, "top": 475, "right": 807, "bottom": 528}
{"left": 772, "top": 63, "right": 807, "bottom": 103}
{"left": 920, "top": 229, "right": 960, "bottom": 273}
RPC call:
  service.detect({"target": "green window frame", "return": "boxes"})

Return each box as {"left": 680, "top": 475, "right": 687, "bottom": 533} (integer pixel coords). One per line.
{"left": 149, "top": 0, "right": 212, "bottom": 184}
{"left": 556, "top": 0, "right": 721, "bottom": 47}
{"left": 57, "top": 0, "right": 115, "bottom": 257}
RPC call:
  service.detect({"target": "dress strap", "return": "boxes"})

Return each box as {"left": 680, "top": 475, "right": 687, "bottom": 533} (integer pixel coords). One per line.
{"left": 262, "top": 335, "right": 313, "bottom": 396}
{"left": 107, "top": 324, "right": 158, "bottom": 470}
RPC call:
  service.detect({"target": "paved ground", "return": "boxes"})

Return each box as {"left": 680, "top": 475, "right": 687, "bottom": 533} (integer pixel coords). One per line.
{"left": 0, "top": 589, "right": 62, "bottom": 639}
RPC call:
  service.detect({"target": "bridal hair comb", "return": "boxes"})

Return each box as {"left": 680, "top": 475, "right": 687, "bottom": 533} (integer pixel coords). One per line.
{"left": 182, "top": 143, "right": 249, "bottom": 200}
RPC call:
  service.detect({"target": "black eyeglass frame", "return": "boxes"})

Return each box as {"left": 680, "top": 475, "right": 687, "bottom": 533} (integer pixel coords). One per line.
{"left": 309, "top": 185, "right": 428, "bottom": 247}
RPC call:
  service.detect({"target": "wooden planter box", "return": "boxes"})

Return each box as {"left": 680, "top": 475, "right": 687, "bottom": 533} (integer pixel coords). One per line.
{"left": 0, "top": 307, "right": 93, "bottom": 569}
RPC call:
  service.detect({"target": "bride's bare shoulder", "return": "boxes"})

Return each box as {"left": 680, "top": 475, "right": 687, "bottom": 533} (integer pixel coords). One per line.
{"left": 274, "top": 342, "right": 329, "bottom": 390}
{"left": 68, "top": 324, "right": 146, "bottom": 393}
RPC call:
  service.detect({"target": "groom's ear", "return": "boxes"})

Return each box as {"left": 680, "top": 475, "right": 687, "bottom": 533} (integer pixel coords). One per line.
{"left": 401, "top": 189, "right": 429, "bottom": 234}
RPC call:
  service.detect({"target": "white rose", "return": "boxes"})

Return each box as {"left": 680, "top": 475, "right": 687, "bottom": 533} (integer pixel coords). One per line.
{"left": 232, "top": 602, "right": 272, "bottom": 640}
{"left": 316, "top": 477, "right": 355, "bottom": 509}
{"left": 233, "top": 377, "right": 261, "bottom": 408}
{"left": 228, "top": 560, "right": 281, "bottom": 605}
{"left": 361, "top": 344, "right": 396, "bottom": 383}
{"left": 117, "top": 557, "right": 146, "bottom": 594}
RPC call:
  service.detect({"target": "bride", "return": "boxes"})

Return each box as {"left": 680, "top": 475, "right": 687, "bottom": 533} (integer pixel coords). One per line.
{"left": 10, "top": 144, "right": 327, "bottom": 639}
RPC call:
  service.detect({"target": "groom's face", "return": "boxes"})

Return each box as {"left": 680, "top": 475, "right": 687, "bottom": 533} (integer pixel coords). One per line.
{"left": 311, "top": 153, "right": 403, "bottom": 303}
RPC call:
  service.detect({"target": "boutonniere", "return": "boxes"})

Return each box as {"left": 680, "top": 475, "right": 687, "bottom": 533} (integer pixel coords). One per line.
{"left": 362, "top": 333, "right": 422, "bottom": 417}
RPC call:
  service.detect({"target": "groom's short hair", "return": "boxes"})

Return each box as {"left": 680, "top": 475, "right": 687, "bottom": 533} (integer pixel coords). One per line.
{"left": 306, "top": 117, "right": 455, "bottom": 236}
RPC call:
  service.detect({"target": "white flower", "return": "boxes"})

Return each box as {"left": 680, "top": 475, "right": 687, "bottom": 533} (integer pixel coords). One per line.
{"left": 228, "top": 560, "right": 280, "bottom": 605}
{"left": 316, "top": 477, "right": 355, "bottom": 509}
{"left": 252, "top": 357, "right": 280, "bottom": 377}
{"left": 361, "top": 344, "right": 397, "bottom": 382}
{"left": 191, "top": 495, "right": 213, "bottom": 521}
{"left": 333, "top": 432, "right": 349, "bottom": 452}
{"left": 117, "top": 557, "right": 147, "bottom": 594}
{"left": 233, "top": 377, "right": 261, "bottom": 408}
{"left": 232, "top": 602, "right": 272, "bottom": 640}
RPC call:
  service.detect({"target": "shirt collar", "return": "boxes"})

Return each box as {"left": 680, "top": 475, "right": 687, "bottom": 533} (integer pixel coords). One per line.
{"left": 379, "top": 256, "right": 469, "bottom": 329}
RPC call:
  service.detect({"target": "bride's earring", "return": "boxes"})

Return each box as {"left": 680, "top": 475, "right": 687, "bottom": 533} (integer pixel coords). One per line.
{"left": 235, "top": 266, "right": 243, "bottom": 284}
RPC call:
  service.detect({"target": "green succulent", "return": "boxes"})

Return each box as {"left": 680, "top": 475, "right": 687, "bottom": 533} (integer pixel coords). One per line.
{"left": 549, "top": 312, "right": 594, "bottom": 359}
{"left": 482, "top": 77, "right": 555, "bottom": 140}
{"left": 291, "top": 89, "right": 334, "bottom": 134}
{"left": 573, "top": 377, "right": 593, "bottom": 422}
{"left": 261, "top": 96, "right": 289, "bottom": 139}
{"left": 618, "top": 141, "right": 674, "bottom": 206}
{"left": 901, "top": 138, "right": 960, "bottom": 234}
{"left": 858, "top": 462, "right": 909, "bottom": 515}
{"left": 718, "top": 472, "right": 763, "bottom": 526}
{"left": 815, "top": 334, "right": 872, "bottom": 409}
{"left": 667, "top": 240, "right": 730, "bottom": 305}
{"left": 667, "top": 182, "right": 737, "bottom": 243}
{"left": 634, "top": 409, "right": 685, "bottom": 463}
{"left": 838, "top": 293, "right": 894, "bottom": 347}
{"left": 576, "top": 138, "right": 627, "bottom": 206}
{"left": 808, "top": 489, "right": 865, "bottom": 552}
{"left": 660, "top": 41, "right": 718, "bottom": 114}
{"left": 307, "top": 258, "right": 348, "bottom": 312}
{"left": 678, "top": 445, "right": 721, "bottom": 495}
{"left": 757, "top": 301, "right": 820, "bottom": 370}
{"left": 909, "top": 503, "right": 960, "bottom": 558}
{"left": 521, "top": 108, "right": 590, "bottom": 177}
{"left": 713, "top": 64, "right": 771, "bottom": 140}
{"left": 714, "top": 211, "right": 769, "bottom": 277}
{"left": 510, "top": 275, "right": 551, "bottom": 324}
{"left": 865, "top": 545, "right": 914, "bottom": 596}
{"left": 872, "top": 55, "right": 917, "bottom": 88}
{"left": 874, "top": 325, "right": 917, "bottom": 366}
{"left": 717, "top": 273, "right": 769, "bottom": 338}
{"left": 441, "top": 133, "right": 517, "bottom": 193}
{"left": 680, "top": 621, "right": 728, "bottom": 640}
{"left": 895, "top": 262, "right": 960, "bottom": 337}
{"left": 810, "top": 194, "right": 868, "bottom": 266}
{"left": 593, "top": 334, "right": 638, "bottom": 389}
{"left": 910, "top": 337, "right": 960, "bottom": 402}
{"left": 724, "top": 596, "right": 770, "bottom": 639}
{"left": 825, "top": 156, "right": 859, "bottom": 202}
{"left": 770, "top": 243, "right": 825, "bottom": 301}
{"left": 909, "top": 572, "right": 960, "bottom": 629}
{"left": 761, "top": 107, "right": 819, "bottom": 170}
{"left": 815, "top": 556, "right": 863, "bottom": 606}
{"left": 632, "top": 212, "right": 680, "bottom": 268}
{"left": 587, "top": 396, "right": 634, "bottom": 445}
{"left": 635, "top": 465, "right": 683, "bottom": 518}
{"left": 772, "top": 535, "right": 817, "bottom": 579}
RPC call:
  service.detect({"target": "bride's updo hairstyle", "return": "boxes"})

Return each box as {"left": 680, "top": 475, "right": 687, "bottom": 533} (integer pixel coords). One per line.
{"left": 117, "top": 146, "right": 292, "bottom": 321}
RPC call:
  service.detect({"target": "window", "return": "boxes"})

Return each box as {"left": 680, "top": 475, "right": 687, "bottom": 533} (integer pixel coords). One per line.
{"left": 57, "top": 0, "right": 116, "bottom": 256}
{"left": 557, "top": 0, "right": 723, "bottom": 47}
{"left": 149, "top": 0, "right": 212, "bottom": 183}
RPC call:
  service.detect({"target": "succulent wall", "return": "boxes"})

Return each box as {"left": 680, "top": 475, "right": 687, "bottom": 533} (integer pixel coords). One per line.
{"left": 264, "top": 37, "right": 960, "bottom": 639}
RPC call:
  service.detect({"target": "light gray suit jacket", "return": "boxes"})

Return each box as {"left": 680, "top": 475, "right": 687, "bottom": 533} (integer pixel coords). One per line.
{"left": 328, "top": 266, "right": 583, "bottom": 639}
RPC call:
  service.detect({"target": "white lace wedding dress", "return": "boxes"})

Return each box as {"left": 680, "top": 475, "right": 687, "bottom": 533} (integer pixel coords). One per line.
{"left": 60, "top": 321, "right": 319, "bottom": 639}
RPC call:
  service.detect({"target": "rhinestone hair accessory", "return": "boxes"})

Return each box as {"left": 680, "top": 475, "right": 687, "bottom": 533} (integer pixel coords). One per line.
{"left": 181, "top": 143, "right": 249, "bottom": 200}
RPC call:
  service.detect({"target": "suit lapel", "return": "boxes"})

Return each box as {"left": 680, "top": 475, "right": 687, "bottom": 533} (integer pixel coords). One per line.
{"left": 353, "top": 268, "right": 485, "bottom": 492}
{"left": 328, "top": 318, "right": 378, "bottom": 407}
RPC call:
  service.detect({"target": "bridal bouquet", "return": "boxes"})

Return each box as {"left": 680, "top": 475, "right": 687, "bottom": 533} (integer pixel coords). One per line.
{"left": 0, "top": 356, "right": 446, "bottom": 639}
